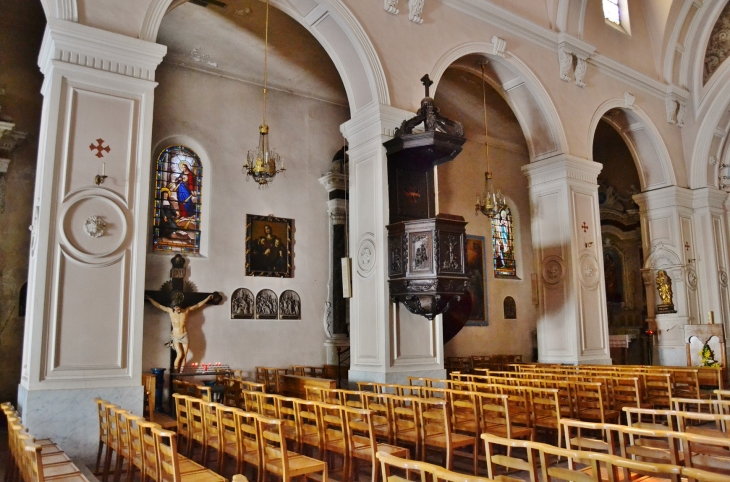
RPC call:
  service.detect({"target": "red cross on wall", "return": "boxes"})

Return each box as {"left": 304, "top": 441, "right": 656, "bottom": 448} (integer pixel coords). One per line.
{"left": 581, "top": 222, "right": 589, "bottom": 233}
{"left": 89, "top": 138, "right": 110, "bottom": 158}
{"left": 685, "top": 242, "right": 690, "bottom": 251}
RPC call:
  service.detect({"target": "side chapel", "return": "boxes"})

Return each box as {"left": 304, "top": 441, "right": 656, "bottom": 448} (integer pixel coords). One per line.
{"left": 4, "top": 0, "right": 730, "bottom": 461}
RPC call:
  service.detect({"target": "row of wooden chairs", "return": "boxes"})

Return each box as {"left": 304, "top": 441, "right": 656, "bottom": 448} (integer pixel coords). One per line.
{"left": 173, "top": 392, "right": 409, "bottom": 482}
{"left": 445, "top": 355, "right": 523, "bottom": 373}
{"left": 252, "top": 366, "right": 337, "bottom": 393}
{"left": 482, "top": 432, "right": 728, "bottom": 482}
{"left": 516, "top": 363, "right": 724, "bottom": 392}
{"left": 3, "top": 402, "right": 89, "bottom": 482}
{"left": 94, "top": 397, "right": 227, "bottom": 482}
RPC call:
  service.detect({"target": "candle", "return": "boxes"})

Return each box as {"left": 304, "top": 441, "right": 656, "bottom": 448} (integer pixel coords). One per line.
{"left": 709, "top": 311, "right": 715, "bottom": 324}
{"left": 102, "top": 162, "right": 105, "bottom": 176}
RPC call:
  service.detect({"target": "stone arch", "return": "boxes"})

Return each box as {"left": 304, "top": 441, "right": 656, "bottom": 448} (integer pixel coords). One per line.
{"left": 429, "top": 42, "right": 568, "bottom": 162}
{"left": 139, "top": 0, "right": 389, "bottom": 114}
{"left": 588, "top": 99, "right": 677, "bottom": 191}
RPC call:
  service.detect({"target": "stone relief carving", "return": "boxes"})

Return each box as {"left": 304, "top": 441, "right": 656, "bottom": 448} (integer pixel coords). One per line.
{"left": 279, "top": 290, "right": 301, "bottom": 320}
{"left": 255, "top": 289, "right": 278, "bottom": 319}
{"left": 408, "top": 0, "right": 425, "bottom": 24}
{"left": 356, "top": 236, "right": 376, "bottom": 275}
{"left": 83, "top": 215, "right": 107, "bottom": 238}
{"left": 579, "top": 253, "right": 600, "bottom": 290}
{"left": 231, "top": 287, "right": 254, "bottom": 319}
{"left": 574, "top": 57, "right": 587, "bottom": 88}
{"left": 687, "top": 267, "right": 698, "bottom": 291}
{"left": 557, "top": 36, "right": 594, "bottom": 88}
{"left": 558, "top": 48, "right": 573, "bottom": 82}
{"left": 492, "top": 36, "right": 506, "bottom": 58}
{"left": 720, "top": 269, "right": 729, "bottom": 288}
{"left": 704, "top": 2, "right": 730, "bottom": 84}
{"left": 384, "top": 0, "right": 399, "bottom": 14}
{"left": 542, "top": 256, "right": 565, "bottom": 286}
{"left": 665, "top": 95, "right": 686, "bottom": 127}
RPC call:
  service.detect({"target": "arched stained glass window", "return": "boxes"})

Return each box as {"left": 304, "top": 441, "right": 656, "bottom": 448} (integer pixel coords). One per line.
{"left": 492, "top": 207, "right": 516, "bottom": 278}
{"left": 152, "top": 145, "right": 203, "bottom": 253}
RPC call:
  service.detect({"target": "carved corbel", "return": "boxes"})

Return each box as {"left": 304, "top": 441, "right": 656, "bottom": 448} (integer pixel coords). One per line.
{"left": 623, "top": 92, "right": 635, "bottom": 110}
{"left": 384, "top": 0, "right": 399, "bottom": 14}
{"left": 408, "top": 0, "right": 425, "bottom": 24}
{"left": 492, "top": 36, "right": 507, "bottom": 58}
{"left": 664, "top": 87, "right": 689, "bottom": 127}
{"left": 557, "top": 33, "right": 595, "bottom": 88}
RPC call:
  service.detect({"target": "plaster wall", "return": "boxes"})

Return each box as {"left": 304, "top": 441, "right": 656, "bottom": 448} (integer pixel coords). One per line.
{"left": 0, "top": 1, "right": 44, "bottom": 407}
{"left": 434, "top": 68, "right": 537, "bottom": 361}
{"left": 144, "top": 62, "right": 350, "bottom": 377}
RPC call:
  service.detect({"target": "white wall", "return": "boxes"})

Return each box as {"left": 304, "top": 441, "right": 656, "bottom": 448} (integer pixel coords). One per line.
{"left": 144, "top": 63, "right": 349, "bottom": 377}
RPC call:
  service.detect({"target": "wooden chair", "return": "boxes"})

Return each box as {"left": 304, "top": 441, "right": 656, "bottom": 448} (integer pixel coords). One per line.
{"left": 218, "top": 405, "right": 242, "bottom": 475}
{"left": 320, "top": 402, "right": 348, "bottom": 476}
{"left": 185, "top": 397, "right": 206, "bottom": 462}
{"left": 606, "top": 423, "right": 682, "bottom": 472}
{"left": 623, "top": 406, "right": 677, "bottom": 431}
{"left": 274, "top": 396, "right": 299, "bottom": 446}
{"left": 527, "top": 387, "right": 563, "bottom": 448}
{"left": 610, "top": 377, "right": 644, "bottom": 412}
{"left": 481, "top": 434, "right": 539, "bottom": 481}
{"left": 223, "top": 378, "right": 244, "bottom": 408}
{"left": 672, "top": 369, "right": 701, "bottom": 399}
{"left": 293, "top": 399, "right": 323, "bottom": 456}
{"left": 417, "top": 398, "right": 478, "bottom": 474}
{"left": 362, "top": 392, "right": 393, "bottom": 443}
{"left": 391, "top": 395, "right": 421, "bottom": 461}
{"left": 23, "top": 440, "right": 87, "bottom": 482}
{"left": 256, "top": 416, "right": 327, "bottom": 482}
{"left": 343, "top": 406, "right": 409, "bottom": 482}
{"left": 475, "top": 392, "right": 533, "bottom": 450}
{"left": 682, "top": 466, "right": 730, "bottom": 482}
{"left": 574, "top": 382, "right": 619, "bottom": 424}
{"left": 376, "top": 451, "right": 493, "bottom": 482}
{"left": 234, "top": 410, "right": 262, "bottom": 482}
{"left": 112, "top": 408, "right": 134, "bottom": 482}
{"left": 674, "top": 409, "right": 730, "bottom": 438}
{"left": 152, "top": 427, "right": 226, "bottom": 482}
{"left": 140, "top": 420, "right": 164, "bottom": 481}
{"left": 172, "top": 394, "right": 191, "bottom": 455}
{"left": 124, "top": 413, "right": 146, "bottom": 482}
{"left": 588, "top": 451, "right": 681, "bottom": 482}
{"left": 94, "top": 397, "right": 111, "bottom": 476}
{"left": 144, "top": 373, "right": 177, "bottom": 430}
{"left": 201, "top": 400, "right": 223, "bottom": 469}
{"left": 103, "top": 405, "right": 125, "bottom": 482}
{"left": 561, "top": 419, "right": 614, "bottom": 456}
{"left": 643, "top": 373, "right": 674, "bottom": 408}
{"left": 533, "top": 441, "right": 600, "bottom": 482}
{"left": 676, "top": 430, "right": 730, "bottom": 475}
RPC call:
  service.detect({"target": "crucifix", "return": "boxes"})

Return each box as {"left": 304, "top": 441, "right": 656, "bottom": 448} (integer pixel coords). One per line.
{"left": 581, "top": 222, "right": 589, "bottom": 233}
{"left": 145, "top": 254, "right": 222, "bottom": 373}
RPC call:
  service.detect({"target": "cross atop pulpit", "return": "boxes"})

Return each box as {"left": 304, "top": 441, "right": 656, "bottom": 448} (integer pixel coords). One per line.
{"left": 145, "top": 254, "right": 222, "bottom": 372}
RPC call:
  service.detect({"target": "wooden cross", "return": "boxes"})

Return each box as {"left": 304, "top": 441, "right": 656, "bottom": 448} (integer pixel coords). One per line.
{"left": 581, "top": 222, "right": 589, "bottom": 233}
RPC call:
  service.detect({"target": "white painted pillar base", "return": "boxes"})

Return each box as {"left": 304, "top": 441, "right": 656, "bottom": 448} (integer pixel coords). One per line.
{"left": 522, "top": 154, "right": 611, "bottom": 365}
{"left": 19, "top": 18, "right": 165, "bottom": 450}
{"left": 342, "top": 103, "right": 446, "bottom": 383}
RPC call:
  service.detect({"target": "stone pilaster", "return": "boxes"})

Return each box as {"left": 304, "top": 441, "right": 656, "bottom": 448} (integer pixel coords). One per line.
{"left": 342, "top": 103, "right": 446, "bottom": 383}
{"left": 522, "top": 154, "right": 611, "bottom": 365}
{"left": 18, "top": 17, "right": 165, "bottom": 463}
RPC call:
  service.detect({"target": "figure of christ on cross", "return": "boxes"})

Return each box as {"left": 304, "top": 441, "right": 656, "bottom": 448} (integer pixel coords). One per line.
{"left": 146, "top": 293, "right": 213, "bottom": 372}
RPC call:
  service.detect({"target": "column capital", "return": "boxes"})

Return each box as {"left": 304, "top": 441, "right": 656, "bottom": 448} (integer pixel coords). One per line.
{"left": 340, "top": 103, "right": 413, "bottom": 153}
{"left": 319, "top": 172, "right": 347, "bottom": 193}
{"left": 689, "top": 186, "right": 729, "bottom": 211}
{"left": 632, "top": 186, "right": 694, "bottom": 212}
{"left": 39, "top": 17, "right": 167, "bottom": 81}
{"left": 521, "top": 154, "right": 602, "bottom": 187}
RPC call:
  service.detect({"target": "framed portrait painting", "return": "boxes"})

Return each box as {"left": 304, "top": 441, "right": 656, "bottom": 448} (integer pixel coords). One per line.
{"left": 465, "top": 235, "right": 488, "bottom": 326}
{"left": 245, "top": 214, "right": 293, "bottom": 277}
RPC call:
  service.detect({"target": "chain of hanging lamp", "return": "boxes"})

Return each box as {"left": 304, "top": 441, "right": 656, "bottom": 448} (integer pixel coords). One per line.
{"left": 475, "top": 61, "right": 506, "bottom": 217}
{"left": 243, "top": 0, "right": 285, "bottom": 187}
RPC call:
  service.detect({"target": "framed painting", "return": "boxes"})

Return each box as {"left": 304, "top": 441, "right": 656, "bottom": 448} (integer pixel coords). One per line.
{"left": 245, "top": 214, "right": 293, "bottom": 277}
{"left": 465, "top": 235, "right": 488, "bottom": 326}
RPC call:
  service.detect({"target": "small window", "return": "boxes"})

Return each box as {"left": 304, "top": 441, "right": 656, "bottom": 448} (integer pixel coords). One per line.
{"left": 152, "top": 145, "right": 203, "bottom": 253}
{"left": 503, "top": 296, "right": 516, "bottom": 320}
{"left": 492, "top": 207, "right": 517, "bottom": 278}
{"left": 603, "top": 0, "right": 620, "bottom": 25}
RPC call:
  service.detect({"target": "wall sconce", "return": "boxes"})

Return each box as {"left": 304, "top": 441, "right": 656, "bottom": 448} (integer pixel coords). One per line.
{"left": 584, "top": 241, "right": 593, "bottom": 248}
{"left": 688, "top": 258, "right": 696, "bottom": 264}
{"left": 94, "top": 162, "right": 108, "bottom": 185}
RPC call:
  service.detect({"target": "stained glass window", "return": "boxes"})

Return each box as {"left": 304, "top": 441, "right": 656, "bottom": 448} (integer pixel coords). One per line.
{"left": 492, "top": 207, "right": 516, "bottom": 278}
{"left": 603, "top": 0, "right": 620, "bottom": 25}
{"left": 152, "top": 145, "right": 202, "bottom": 253}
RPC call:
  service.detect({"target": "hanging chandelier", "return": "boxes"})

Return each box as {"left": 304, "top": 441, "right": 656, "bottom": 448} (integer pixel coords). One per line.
{"left": 243, "top": 0, "right": 285, "bottom": 187}
{"left": 475, "top": 61, "right": 506, "bottom": 217}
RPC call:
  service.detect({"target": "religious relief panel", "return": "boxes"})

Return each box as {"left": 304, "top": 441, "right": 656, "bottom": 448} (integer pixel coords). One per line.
{"left": 152, "top": 146, "right": 202, "bottom": 253}
{"left": 255, "top": 289, "right": 278, "bottom": 319}
{"left": 279, "top": 290, "right": 301, "bottom": 320}
{"left": 705, "top": 2, "right": 730, "bottom": 84}
{"left": 231, "top": 288, "right": 254, "bottom": 319}
{"left": 492, "top": 207, "right": 516, "bottom": 278}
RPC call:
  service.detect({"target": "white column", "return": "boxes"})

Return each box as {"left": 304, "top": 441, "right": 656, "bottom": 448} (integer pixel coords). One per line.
{"left": 522, "top": 154, "right": 611, "bottom": 365}
{"left": 18, "top": 18, "right": 165, "bottom": 462}
{"left": 342, "top": 103, "right": 446, "bottom": 384}
{"left": 692, "top": 188, "right": 730, "bottom": 326}
{"left": 633, "top": 187, "right": 695, "bottom": 366}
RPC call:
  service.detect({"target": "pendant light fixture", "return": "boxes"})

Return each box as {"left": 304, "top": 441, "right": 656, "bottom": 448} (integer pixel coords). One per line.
{"left": 475, "top": 61, "right": 506, "bottom": 217}
{"left": 242, "top": 0, "right": 285, "bottom": 187}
